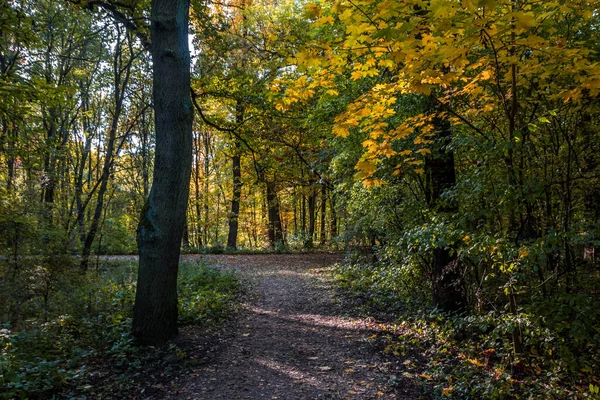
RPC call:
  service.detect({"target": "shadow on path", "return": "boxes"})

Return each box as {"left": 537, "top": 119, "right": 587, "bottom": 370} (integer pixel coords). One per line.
{"left": 157, "top": 254, "right": 420, "bottom": 399}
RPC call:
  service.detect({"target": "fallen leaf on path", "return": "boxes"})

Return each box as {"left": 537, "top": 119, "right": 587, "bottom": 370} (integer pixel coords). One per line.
{"left": 318, "top": 366, "right": 332, "bottom": 371}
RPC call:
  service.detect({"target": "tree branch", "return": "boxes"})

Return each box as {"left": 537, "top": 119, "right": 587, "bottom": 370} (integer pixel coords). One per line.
{"left": 69, "top": 0, "right": 151, "bottom": 51}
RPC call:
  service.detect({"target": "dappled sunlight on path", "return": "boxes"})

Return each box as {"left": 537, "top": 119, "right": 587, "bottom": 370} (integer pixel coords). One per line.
{"left": 159, "top": 254, "right": 418, "bottom": 400}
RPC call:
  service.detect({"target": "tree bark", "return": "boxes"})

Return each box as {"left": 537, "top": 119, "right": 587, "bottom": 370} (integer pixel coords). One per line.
{"left": 266, "top": 181, "right": 283, "bottom": 247}
{"left": 203, "top": 131, "right": 210, "bottom": 246}
{"left": 330, "top": 193, "right": 337, "bottom": 239}
{"left": 193, "top": 132, "right": 203, "bottom": 248}
{"left": 133, "top": 0, "right": 193, "bottom": 345}
{"left": 426, "top": 107, "right": 467, "bottom": 313}
{"left": 227, "top": 101, "right": 243, "bottom": 250}
{"left": 320, "top": 184, "right": 327, "bottom": 245}
{"left": 305, "top": 184, "right": 316, "bottom": 248}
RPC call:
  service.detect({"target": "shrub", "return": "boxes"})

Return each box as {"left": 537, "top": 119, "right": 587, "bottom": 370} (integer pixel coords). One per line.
{"left": 0, "top": 259, "right": 240, "bottom": 399}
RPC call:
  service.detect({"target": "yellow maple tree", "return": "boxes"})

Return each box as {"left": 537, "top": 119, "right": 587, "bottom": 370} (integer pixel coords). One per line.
{"left": 283, "top": 0, "right": 600, "bottom": 184}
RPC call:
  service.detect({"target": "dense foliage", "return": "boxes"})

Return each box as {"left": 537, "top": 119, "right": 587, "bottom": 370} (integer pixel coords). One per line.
{"left": 1, "top": 0, "right": 600, "bottom": 397}
{"left": 0, "top": 259, "right": 239, "bottom": 399}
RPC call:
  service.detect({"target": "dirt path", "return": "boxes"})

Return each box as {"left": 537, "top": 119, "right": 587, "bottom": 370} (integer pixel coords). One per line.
{"left": 145, "top": 254, "right": 417, "bottom": 400}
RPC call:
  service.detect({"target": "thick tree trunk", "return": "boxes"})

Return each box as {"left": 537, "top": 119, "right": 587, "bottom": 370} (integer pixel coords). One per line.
{"left": 133, "top": 0, "right": 193, "bottom": 345}
{"left": 426, "top": 108, "right": 467, "bottom": 313}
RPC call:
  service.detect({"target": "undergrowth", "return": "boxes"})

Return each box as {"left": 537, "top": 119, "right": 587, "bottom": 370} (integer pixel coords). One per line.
{"left": 0, "top": 259, "right": 240, "bottom": 399}
{"left": 334, "top": 260, "right": 600, "bottom": 399}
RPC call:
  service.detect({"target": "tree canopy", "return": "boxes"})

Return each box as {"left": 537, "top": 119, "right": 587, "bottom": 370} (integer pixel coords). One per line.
{"left": 1, "top": 0, "right": 600, "bottom": 397}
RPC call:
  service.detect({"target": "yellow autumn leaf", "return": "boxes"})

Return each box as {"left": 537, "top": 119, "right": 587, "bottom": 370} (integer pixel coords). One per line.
{"left": 479, "top": 0, "right": 496, "bottom": 7}
{"left": 355, "top": 160, "right": 377, "bottom": 175}
{"left": 362, "top": 139, "right": 377, "bottom": 151}
{"left": 315, "top": 15, "right": 335, "bottom": 26}
{"left": 462, "top": 0, "right": 477, "bottom": 11}
{"left": 519, "top": 248, "right": 529, "bottom": 258}
{"left": 479, "top": 70, "right": 493, "bottom": 80}
{"left": 332, "top": 124, "right": 349, "bottom": 138}
{"left": 512, "top": 11, "right": 536, "bottom": 30}
{"left": 468, "top": 358, "right": 485, "bottom": 367}
{"left": 351, "top": 70, "right": 363, "bottom": 80}
{"left": 304, "top": 2, "right": 322, "bottom": 19}
{"left": 379, "top": 59, "right": 395, "bottom": 69}
{"left": 363, "top": 178, "right": 384, "bottom": 187}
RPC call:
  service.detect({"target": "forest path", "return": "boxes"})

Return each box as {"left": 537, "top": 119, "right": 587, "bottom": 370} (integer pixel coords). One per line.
{"left": 160, "top": 253, "right": 417, "bottom": 400}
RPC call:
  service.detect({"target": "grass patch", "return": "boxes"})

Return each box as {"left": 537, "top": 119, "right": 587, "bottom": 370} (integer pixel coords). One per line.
{"left": 0, "top": 259, "right": 240, "bottom": 399}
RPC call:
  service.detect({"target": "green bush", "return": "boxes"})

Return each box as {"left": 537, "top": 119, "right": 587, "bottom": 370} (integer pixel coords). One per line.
{"left": 178, "top": 261, "right": 240, "bottom": 325}
{"left": 0, "top": 260, "right": 240, "bottom": 399}
{"left": 334, "top": 261, "right": 600, "bottom": 399}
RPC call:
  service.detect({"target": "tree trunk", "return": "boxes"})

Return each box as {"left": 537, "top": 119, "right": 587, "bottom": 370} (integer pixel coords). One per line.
{"left": 133, "top": 0, "right": 193, "bottom": 345}
{"left": 426, "top": 107, "right": 467, "bottom": 313}
{"left": 141, "top": 112, "right": 150, "bottom": 199}
{"left": 305, "top": 184, "right": 316, "bottom": 248}
{"left": 203, "top": 132, "right": 210, "bottom": 246}
{"left": 226, "top": 149, "right": 241, "bottom": 249}
{"left": 75, "top": 83, "right": 92, "bottom": 245}
{"left": 266, "top": 181, "right": 283, "bottom": 247}
{"left": 227, "top": 101, "right": 243, "bottom": 249}
{"left": 193, "top": 131, "right": 202, "bottom": 248}
{"left": 330, "top": 193, "right": 337, "bottom": 239}
{"left": 320, "top": 184, "right": 327, "bottom": 245}
{"left": 182, "top": 221, "right": 190, "bottom": 248}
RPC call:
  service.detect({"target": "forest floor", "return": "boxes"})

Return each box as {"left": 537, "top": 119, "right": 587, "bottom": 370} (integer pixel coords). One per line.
{"left": 145, "top": 253, "right": 424, "bottom": 400}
